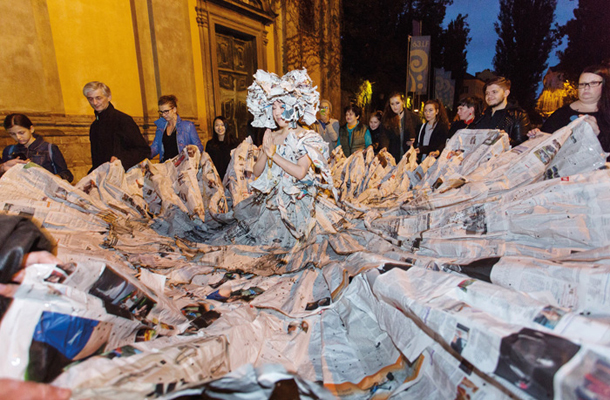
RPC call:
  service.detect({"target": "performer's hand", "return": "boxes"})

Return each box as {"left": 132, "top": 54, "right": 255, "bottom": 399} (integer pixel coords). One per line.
{"left": 110, "top": 156, "right": 118, "bottom": 163}
{"left": 262, "top": 130, "right": 276, "bottom": 158}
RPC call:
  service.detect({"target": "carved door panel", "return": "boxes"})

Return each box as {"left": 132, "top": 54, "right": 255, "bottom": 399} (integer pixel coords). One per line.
{"left": 215, "top": 30, "right": 256, "bottom": 142}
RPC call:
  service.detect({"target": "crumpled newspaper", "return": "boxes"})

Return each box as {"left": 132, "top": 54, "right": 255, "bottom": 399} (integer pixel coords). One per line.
{"left": 3, "top": 116, "right": 610, "bottom": 400}
{"left": 247, "top": 69, "right": 320, "bottom": 129}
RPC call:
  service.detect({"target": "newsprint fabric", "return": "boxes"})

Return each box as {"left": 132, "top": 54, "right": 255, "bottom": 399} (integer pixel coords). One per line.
{"left": 1, "top": 118, "right": 610, "bottom": 400}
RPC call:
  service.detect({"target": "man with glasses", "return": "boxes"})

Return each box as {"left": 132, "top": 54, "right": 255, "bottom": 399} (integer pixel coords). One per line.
{"left": 83, "top": 81, "right": 149, "bottom": 173}
{"left": 474, "top": 76, "right": 531, "bottom": 146}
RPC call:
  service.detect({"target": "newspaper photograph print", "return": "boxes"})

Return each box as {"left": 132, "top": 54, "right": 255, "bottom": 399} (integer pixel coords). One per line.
{"left": 1, "top": 116, "right": 610, "bottom": 399}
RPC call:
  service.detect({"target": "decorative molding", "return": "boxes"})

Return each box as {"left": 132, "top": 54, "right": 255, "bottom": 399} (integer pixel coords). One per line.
{"left": 0, "top": 113, "right": 202, "bottom": 136}
{"left": 0, "top": 113, "right": 92, "bottom": 129}
{"left": 195, "top": 7, "right": 209, "bottom": 28}
{"left": 206, "top": 0, "right": 276, "bottom": 25}
{"left": 262, "top": 29, "right": 269, "bottom": 46}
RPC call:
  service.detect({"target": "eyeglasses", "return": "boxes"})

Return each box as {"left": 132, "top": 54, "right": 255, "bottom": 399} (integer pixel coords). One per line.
{"left": 578, "top": 81, "right": 603, "bottom": 89}
{"left": 158, "top": 107, "right": 174, "bottom": 115}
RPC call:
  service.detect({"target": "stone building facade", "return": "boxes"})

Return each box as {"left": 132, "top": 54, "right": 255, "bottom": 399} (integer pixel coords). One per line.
{"left": 0, "top": 0, "right": 341, "bottom": 182}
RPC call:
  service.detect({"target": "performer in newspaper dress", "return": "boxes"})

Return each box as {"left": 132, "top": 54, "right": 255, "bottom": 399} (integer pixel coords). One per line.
{"left": 221, "top": 69, "right": 346, "bottom": 248}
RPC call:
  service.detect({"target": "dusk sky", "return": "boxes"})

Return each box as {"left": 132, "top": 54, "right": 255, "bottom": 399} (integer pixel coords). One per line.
{"left": 443, "top": 0, "right": 579, "bottom": 75}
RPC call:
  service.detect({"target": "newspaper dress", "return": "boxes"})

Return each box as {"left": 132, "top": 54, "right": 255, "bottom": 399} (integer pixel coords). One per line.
{"left": 220, "top": 128, "right": 344, "bottom": 248}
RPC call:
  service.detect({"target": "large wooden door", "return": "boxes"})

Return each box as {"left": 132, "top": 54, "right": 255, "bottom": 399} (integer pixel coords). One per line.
{"left": 215, "top": 28, "right": 257, "bottom": 142}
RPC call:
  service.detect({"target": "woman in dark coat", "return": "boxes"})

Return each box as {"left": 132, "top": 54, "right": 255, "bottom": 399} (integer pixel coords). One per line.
{"left": 205, "top": 116, "right": 237, "bottom": 180}
{"left": 369, "top": 111, "right": 389, "bottom": 154}
{"left": 381, "top": 92, "right": 420, "bottom": 162}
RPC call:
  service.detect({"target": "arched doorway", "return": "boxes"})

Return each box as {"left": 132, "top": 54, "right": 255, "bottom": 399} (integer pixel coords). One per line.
{"left": 196, "top": 0, "right": 275, "bottom": 141}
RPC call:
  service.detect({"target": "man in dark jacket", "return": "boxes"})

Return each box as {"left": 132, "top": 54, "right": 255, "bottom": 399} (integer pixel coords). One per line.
{"left": 83, "top": 81, "right": 149, "bottom": 173}
{"left": 474, "top": 77, "right": 531, "bottom": 146}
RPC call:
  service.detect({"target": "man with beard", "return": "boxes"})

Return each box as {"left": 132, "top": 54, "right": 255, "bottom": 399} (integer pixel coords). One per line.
{"left": 474, "top": 77, "right": 531, "bottom": 146}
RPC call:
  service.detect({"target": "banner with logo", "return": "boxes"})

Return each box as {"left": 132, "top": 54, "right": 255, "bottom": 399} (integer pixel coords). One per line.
{"left": 434, "top": 68, "right": 456, "bottom": 109}
{"left": 407, "top": 36, "right": 431, "bottom": 95}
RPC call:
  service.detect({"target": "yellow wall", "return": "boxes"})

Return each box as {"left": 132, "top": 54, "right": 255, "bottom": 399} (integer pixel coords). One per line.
{"left": 265, "top": 25, "right": 276, "bottom": 74}
{"left": 0, "top": 1, "right": 62, "bottom": 113}
{"left": 188, "top": 0, "right": 208, "bottom": 137}
{"left": 47, "top": 0, "right": 143, "bottom": 116}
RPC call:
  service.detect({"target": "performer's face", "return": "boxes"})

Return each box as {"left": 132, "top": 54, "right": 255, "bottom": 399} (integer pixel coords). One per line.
{"left": 272, "top": 101, "right": 288, "bottom": 128}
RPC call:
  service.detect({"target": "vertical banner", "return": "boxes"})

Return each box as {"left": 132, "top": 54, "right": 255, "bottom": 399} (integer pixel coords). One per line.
{"left": 407, "top": 36, "right": 431, "bottom": 95}
{"left": 434, "top": 68, "right": 456, "bottom": 109}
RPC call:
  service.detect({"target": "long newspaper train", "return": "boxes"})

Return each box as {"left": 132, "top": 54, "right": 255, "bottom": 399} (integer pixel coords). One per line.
{"left": 0, "top": 116, "right": 609, "bottom": 399}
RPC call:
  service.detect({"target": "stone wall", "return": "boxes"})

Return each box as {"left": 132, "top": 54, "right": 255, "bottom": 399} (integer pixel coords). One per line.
{"left": 1, "top": 0, "right": 341, "bottom": 184}
{"left": 0, "top": 113, "right": 159, "bottom": 183}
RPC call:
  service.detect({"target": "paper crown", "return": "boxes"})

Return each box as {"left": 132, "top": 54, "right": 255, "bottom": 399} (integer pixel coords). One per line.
{"left": 247, "top": 69, "right": 320, "bottom": 129}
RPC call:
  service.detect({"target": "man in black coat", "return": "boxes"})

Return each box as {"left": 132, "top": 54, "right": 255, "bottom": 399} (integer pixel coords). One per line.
{"left": 83, "top": 81, "right": 150, "bottom": 173}
{"left": 474, "top": 77, "right": 531, "bottom": 146}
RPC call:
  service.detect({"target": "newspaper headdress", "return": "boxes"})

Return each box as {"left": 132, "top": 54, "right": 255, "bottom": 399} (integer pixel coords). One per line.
{"left": 247, "top": 69, "right": 320, "bottom": 129}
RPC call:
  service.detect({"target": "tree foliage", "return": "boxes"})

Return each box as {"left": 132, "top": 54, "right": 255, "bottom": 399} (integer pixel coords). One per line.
{"left": 440, "top": 14, "right": 470, "bottom": 81}
{"left": 440, "top": 14, "right": 471, "bottom": 106}
{"left": 493, "top": 0, "right": 559, "bottom": 112}
{"left": 557, "top": 0, "right": 610, "bottom": 80}
{"left": 341, "top": 0, "right": 456, "bottom": 110}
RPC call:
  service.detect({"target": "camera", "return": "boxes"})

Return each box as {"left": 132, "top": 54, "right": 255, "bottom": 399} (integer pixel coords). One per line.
{"left": 9, "top": 150, "right": 27, "bottom": 161}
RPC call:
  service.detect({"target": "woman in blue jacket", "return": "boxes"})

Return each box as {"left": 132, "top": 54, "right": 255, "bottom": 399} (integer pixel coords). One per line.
{"left": 150, "top": 95, "right": 203, "bottom": 162}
